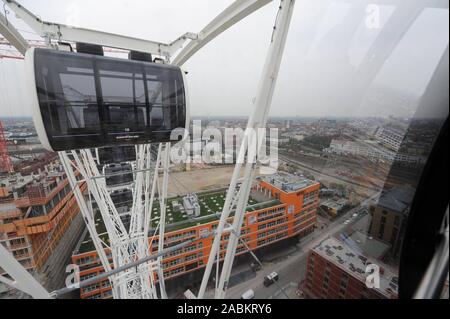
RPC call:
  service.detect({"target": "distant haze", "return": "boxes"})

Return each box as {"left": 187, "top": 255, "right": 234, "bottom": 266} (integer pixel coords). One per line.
{"left": 0, "top": 0, "right": 448, "bottom": 119}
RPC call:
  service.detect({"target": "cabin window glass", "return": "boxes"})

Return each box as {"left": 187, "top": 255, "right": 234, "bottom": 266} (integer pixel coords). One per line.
{"left": 145, "top": 67, "right": 184, "bottom": 131}
{"left": 35, "top": 51, "right": 99, "bottom": 134}
{"left": 98, "top": 62, "right": 147, "bottom": 131}
{"left": 59, "top": 72, "right": 98, "bottom": 130}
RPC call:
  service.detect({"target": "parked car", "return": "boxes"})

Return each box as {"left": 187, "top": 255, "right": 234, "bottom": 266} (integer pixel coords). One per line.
{"left": 263, "top": 272, "right": 279, "bottom": 287}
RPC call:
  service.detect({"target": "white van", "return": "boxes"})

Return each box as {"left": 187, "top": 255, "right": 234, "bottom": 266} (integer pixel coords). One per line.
{"left": 241, "top": 289, "right": 255, "bottom": 299}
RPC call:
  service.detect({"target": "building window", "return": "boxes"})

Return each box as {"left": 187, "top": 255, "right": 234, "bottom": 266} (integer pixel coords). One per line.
{"left": 391, "top": 227, "right": 399, "bottom": 245}
{"left": 394, "top": 215, "right": 400, "bottom": 226}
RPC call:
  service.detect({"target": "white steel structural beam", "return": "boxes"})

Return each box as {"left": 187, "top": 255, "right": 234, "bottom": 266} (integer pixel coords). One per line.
{"left": 172, "top": 0, "right": 272, "bottom": 66}
{"left": 155, "top": 143, "right": 171, "bottom": 299}
{"left": 2, "top": 0, "right": 197, "bottom": 58}
{"left": 0, "top": 10, "right": 29, "bottom": 55}
{"left": 0, "top": 242, "right": 51, "bottom": 298}
{"left": 197, "top": 0, "right": 296, "bottom": 299}
{"left": 59, "top": 152, "right": 112, "bottom": 273}
{"left": 59, "top": 148, "right": 162, "bottom": 299}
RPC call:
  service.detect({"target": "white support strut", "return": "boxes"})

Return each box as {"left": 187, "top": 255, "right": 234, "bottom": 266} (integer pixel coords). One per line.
{"left": 197, "top": 0, "right": 296, "bottom": 299}
{"left": 156, "top": 143, "right": 171, "bottom": 299}
{"left": 0, "top": 242, "right": 51, "bottom": 298}
{"left": 59, "top": 148, "right": 162, "bottom": 299}
{"left": 0, "top": 8, "right": 29, "bottom": 55}
{"left": 3, "top": 0, "right": 197, "bottom": 58}
{"left": 172, "top": 0, "right": 273, "bottom": 66}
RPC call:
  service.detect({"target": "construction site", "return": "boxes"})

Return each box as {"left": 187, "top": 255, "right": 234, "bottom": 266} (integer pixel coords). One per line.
{"left": 0, "top": 120, "right": 86, "bottom": 295}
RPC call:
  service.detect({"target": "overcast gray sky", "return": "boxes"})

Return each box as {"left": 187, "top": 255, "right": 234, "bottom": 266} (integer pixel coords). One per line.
{"left": 0, "top": 0, "right": 448, "bottom": 118}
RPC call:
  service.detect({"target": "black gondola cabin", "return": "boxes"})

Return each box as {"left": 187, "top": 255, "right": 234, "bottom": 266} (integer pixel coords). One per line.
{"left": 26, "top": 47, "right": 188, "bottom": 151}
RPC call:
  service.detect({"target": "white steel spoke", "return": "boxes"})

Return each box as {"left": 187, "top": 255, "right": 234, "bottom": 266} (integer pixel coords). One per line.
{"left": 198, "top": 0, "right": 296, "bottom": 299}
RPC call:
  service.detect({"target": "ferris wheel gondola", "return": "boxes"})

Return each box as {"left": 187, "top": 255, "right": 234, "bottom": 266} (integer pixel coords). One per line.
{"left": 25, "top": 47, "right": 188, "bottom": 151}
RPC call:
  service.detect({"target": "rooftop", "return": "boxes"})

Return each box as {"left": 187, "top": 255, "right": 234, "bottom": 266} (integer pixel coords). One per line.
{"left": 75, "top": 188, "right": 282, "bottom": 254}
{"left": 313, "top": 237, "right": 398, "bottom": 298}
{"left": 320, "top": 198, "right": 349, "bottom": 210}
{"left": 337, "top": 231, "right": 391, "bottom": 260}
{"left": 261, "top": 173, "right": 317, "bottom": 193}
{"left": 377, "top": 186, "right": 415, "bottom": 213}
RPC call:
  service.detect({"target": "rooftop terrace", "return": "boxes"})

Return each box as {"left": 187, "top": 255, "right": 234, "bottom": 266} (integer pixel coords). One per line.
{"left": 75, "top": 188, "right": 281, "bottom": 254}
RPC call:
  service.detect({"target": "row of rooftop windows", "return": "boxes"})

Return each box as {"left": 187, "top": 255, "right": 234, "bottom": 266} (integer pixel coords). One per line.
{"left": 303, "top": 191, "right": 319, "bottom": 207}
{"left": 257, "top": 207, "right": 285, "bottom": 222}
{"left": 258, "top": 217, "right": 287, "bottom": 230}
{"left": 257, "top": 225, "right": 289, "bottom": 239}
{"left": 294, "top": 209, "right": 316, "bottom": 222}
{"left": 151, "top": 229, "right": 197, "bottom": 247}
{"left": 294, "top": 214, "right": 316, "bottom": 227}
{"left": 257, "top": 231, "right": 288, "bottom": 246}
{"left": 162, "top": 251, "right": 204, "bottom": 269}
{"left": 76, "top": 240, "right": 207, "bottom": 270}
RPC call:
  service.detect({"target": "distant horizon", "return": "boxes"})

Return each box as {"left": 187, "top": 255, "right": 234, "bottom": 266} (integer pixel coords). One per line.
{"left": 0, "top": 114, "right": 441, "bottom": 121}
{"left": 1, "top": 1, "right": 448, "bottom": 119}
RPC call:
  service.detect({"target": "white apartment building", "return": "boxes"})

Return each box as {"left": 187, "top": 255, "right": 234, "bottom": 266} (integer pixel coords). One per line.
{"left": 325, "top": 139, "right": 425, "bottom": 165}
{"left": 375, "top": 127, "right": 405, "bottom": 152}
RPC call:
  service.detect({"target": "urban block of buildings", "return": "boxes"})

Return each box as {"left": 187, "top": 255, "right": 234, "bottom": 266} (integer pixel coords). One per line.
{"left": 71, "top": 173, "right": 320, "bottom": 299}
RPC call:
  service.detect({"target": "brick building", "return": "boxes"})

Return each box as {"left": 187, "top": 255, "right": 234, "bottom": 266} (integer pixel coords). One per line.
{"left": 303, "top": 237, "right": 398, "bottom": 299}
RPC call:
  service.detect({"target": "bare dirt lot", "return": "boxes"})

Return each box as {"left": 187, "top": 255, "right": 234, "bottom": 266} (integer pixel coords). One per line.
{"left": 163, "top": 165, "right": 244, "bottom": 197}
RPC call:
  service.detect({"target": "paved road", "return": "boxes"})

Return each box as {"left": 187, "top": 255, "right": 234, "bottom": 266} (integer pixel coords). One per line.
{"left": 207, "top": 192, "right": 380, "bottom": 299}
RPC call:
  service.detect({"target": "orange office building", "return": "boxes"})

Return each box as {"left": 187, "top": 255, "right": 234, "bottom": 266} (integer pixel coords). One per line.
{"left": 71, "top": 173, "right": 320, "bottom": 299}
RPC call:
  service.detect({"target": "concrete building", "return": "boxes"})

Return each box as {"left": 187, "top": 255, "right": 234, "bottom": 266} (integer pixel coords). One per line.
{"left": 320, "top": 198, "right": 350, "bottom": 217}
{"left": 375, "top": 127, "right": 404, "bottom": 152}
{"left": 183, "top": 193, "right": 201, "bottom": 217}
{"left": 369, "top": 186, "right": 415, "bottom": 259}
{"left": 303, "top": 237, "right": 398, "bottom": 299}
{"left": 325, "top": 139, "right": 425, "bottom": 165}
